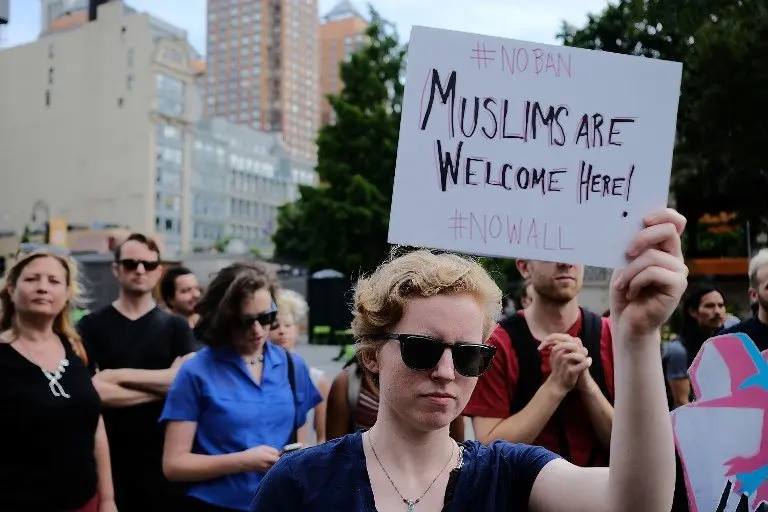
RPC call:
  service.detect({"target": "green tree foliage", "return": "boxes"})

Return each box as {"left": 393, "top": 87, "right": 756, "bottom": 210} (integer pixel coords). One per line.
{"left": 272, "top": 9, "right": 406, "bottom": 276}
{"left": 559, "top": 0, "right": 768, "bottom": 256}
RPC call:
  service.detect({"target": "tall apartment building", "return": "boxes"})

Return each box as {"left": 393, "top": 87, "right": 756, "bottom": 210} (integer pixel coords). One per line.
{"left": 319, "top": 0, "right": 367, "bottom": 126}
{"left": 204, "top": 0, "right": 320, "bottom": 163}
{"left": 0, "top": 1, "right": 201, "bottom": 255}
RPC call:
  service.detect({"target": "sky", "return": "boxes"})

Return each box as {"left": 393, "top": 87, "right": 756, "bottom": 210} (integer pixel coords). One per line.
{"left": 3, "top": 0, "right": 613, "bottom": 52}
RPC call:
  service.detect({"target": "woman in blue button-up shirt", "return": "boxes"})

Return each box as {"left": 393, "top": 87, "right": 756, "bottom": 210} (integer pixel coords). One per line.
{"left": 160, "top": 262, "right": 322, "bottom": 512}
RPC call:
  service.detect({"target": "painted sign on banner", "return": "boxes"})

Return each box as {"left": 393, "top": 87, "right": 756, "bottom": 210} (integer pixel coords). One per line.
{"left": 671, "top": 334, "right": 768, "bottom": 512}
{"left": 388, "top": 26, "right": 683, "bottom": 268}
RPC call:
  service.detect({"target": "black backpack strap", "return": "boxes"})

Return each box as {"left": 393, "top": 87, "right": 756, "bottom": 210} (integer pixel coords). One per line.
{"left": 580, "top": 308, "right": 612, "bottom": 404}
{"left": 284, "top": 348, "right": 298, "bottom": 444}
{"left": 499, "top": 313, "right": 543, "bottom": 415}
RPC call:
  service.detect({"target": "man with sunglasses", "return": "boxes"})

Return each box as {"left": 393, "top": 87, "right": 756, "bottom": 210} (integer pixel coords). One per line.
{"left": 77, "top": 233, "right": 197, "bottom": 512}
{"left": 464, "top": 260, "right": 614, "bottom": 468}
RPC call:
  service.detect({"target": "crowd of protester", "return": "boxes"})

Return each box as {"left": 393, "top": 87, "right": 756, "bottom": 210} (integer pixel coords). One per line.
{"left": 1, "top": 216, "right": 766, "bottom": 511}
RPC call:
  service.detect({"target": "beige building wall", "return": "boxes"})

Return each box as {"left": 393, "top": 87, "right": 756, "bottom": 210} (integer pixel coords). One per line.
{"left": 0, "top": 1, "right": 199, "bottom": 256}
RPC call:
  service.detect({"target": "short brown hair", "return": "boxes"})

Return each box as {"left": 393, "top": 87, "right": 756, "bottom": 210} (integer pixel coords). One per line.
{"left": 193, "top": 262, "right": 279, "bottom": 347}
{"left": 114, "top": 233, "right": 161, "bottom": 262}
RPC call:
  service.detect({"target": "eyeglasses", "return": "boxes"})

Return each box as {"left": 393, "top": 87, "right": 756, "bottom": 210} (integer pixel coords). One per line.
{"left": 118, "top": 259, "right": 161, "bottom": 272}
{"left": 376, "top": 333, "right": 496, "bottom": 378}
{"left": 240, "top": 304, "right": 278, "bottom": 329}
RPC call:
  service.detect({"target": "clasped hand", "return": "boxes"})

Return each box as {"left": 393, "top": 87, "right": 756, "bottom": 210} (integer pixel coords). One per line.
{"left": 541, "top": 208, "right": 688, "bottom": 395}
{"left": 540, "top": 334, "right": 594, "bottom": 396}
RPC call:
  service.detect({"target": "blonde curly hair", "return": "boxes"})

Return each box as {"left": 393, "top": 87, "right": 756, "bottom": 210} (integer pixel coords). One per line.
{"left": 352, "top": 249, "right": 502, "bottom": 363}
{"left": 275, "top": 289, "right": 309, "bottom": 325}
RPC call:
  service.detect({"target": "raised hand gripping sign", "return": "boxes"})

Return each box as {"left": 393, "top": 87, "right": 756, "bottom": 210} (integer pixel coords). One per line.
{"left": 389, "top": 26, "right": 682, "bottom": 268}
{"left": 671, "top": 334, "right": 768, "bottom": 512}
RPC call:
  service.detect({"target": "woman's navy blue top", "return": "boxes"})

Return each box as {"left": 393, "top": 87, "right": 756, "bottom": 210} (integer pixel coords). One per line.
{"left": 160, "top": 342, "right": 322, "bottom": 511}
{"left": 250, "top": 430, "right": 559, "bottom": 511}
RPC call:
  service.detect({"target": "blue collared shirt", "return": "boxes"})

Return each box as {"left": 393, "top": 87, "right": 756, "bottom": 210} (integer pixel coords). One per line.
{"left": 160, "top": 342, "right": 322, "bottom": 511}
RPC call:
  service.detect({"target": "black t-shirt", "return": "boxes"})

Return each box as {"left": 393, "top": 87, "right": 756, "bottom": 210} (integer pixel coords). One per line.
{"left": 77, "top": 306, "right": 196, "bottom": 498}
{"left": 720, "top": 316, "right": 768, "bottom": 352}
{"left": 0, "top": 336, "right": 101, "bottom": 511}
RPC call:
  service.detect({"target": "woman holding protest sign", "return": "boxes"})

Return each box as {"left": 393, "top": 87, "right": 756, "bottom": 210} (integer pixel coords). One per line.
{"left": 251, "top": 208, "right": 687, "bottom": 512}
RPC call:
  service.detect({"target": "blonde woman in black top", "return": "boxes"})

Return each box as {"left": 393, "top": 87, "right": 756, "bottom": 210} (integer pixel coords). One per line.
{"left": 0, "top": 247, "right": 115, "bottom": 512}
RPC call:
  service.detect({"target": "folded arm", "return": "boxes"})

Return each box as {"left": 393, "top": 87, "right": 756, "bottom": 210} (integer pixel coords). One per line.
{"left": 95, "top": 367, "right": 178, "bottom": 395}
{"left": 92, "top": 375, "right": 163, "bottom": 408}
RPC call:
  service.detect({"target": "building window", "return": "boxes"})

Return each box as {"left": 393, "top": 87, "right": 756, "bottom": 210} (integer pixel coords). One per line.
{"left": 48, "top": 44, "right": 54, "bottom": 59}
{"left": 155, "top": 73, "right": 185, "bottom": 117}
{"left": 127, "top": 75, "right": 134, "bottom": 90}
{"left": 48, "top": 68, "right": 54, "bottom": 85}
{"left": 127, "top": 48, "right": 134, "bottom": 67}
{"left": 45, "top": 90, "right": 51, "bottom": 107}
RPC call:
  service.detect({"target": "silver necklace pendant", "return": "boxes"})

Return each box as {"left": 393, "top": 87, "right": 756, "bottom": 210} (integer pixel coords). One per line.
{"left": 41, "top": 358, "right": 70, "bottom": 398}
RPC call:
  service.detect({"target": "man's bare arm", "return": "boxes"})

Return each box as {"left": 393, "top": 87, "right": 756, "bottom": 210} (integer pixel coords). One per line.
{"left": 92, "top": 378, "right": 163, "bottom": 408}
{"left": 578, "top": 377, "right": 613, "bottom": 447}
{"left": 473, "top": 379, "right": 565, "bottom": 445}
{"left": 94, "top": 353, "right": 195, "bottom": 395}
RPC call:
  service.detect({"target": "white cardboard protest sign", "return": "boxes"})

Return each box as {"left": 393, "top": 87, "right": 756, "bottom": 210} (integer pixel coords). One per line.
{"left": 671, "top": 334, "right": 768, "bottom": 512}
{"left": 388, "top": 26, "right": 683, "bottom": 268}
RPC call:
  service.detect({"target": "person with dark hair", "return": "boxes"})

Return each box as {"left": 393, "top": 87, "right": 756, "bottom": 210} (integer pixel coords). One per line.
{"left": 77, "top": 233, "right": 198, "bottom": 512}
{"left": 160, "top": 266, "right": 201, "bottom": 328}
{"left": 160, "top": 262, "right": 322, "bottom": 512}
{"left": 662, "top": 285, "right": 726, "bottom": 408}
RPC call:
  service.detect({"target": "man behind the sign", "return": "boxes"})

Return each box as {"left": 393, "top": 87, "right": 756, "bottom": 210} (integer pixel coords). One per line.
{"left": 464, "top": 259, "right": 614, "bottom": 467}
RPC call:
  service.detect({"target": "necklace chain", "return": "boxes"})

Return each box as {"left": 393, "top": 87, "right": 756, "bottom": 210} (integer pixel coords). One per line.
{"left": 367, "top": 431, "right": 457, "bottom": 511}
{"left": 244, "top": 354, "right": 265, "bottom": 365}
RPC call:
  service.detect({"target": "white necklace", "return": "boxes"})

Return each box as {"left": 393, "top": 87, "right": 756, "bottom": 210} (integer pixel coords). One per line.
{"left": 41, "top": 358, "right": 71, "bottom": 398}
{"left": 20, "top": 340, "right": 71, "bottom": 398}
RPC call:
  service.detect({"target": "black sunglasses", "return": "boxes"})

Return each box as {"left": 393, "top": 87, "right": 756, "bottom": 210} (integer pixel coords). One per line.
{"left": 240, "top": 304, "right": 278, "bottom": 329}
{"left": 376, "top": 333, "right": 496, "bottom": 378}
{"left": 118, "top": 259, "right": 161, "bottom": 271}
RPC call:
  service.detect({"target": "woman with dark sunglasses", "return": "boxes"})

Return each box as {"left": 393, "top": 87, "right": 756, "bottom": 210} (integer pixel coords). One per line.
{"left": 252, "top": 209, "right": 689, "bottom": 512}
{"left": 159, "top": 262, "right": 322, "bottom": 512}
